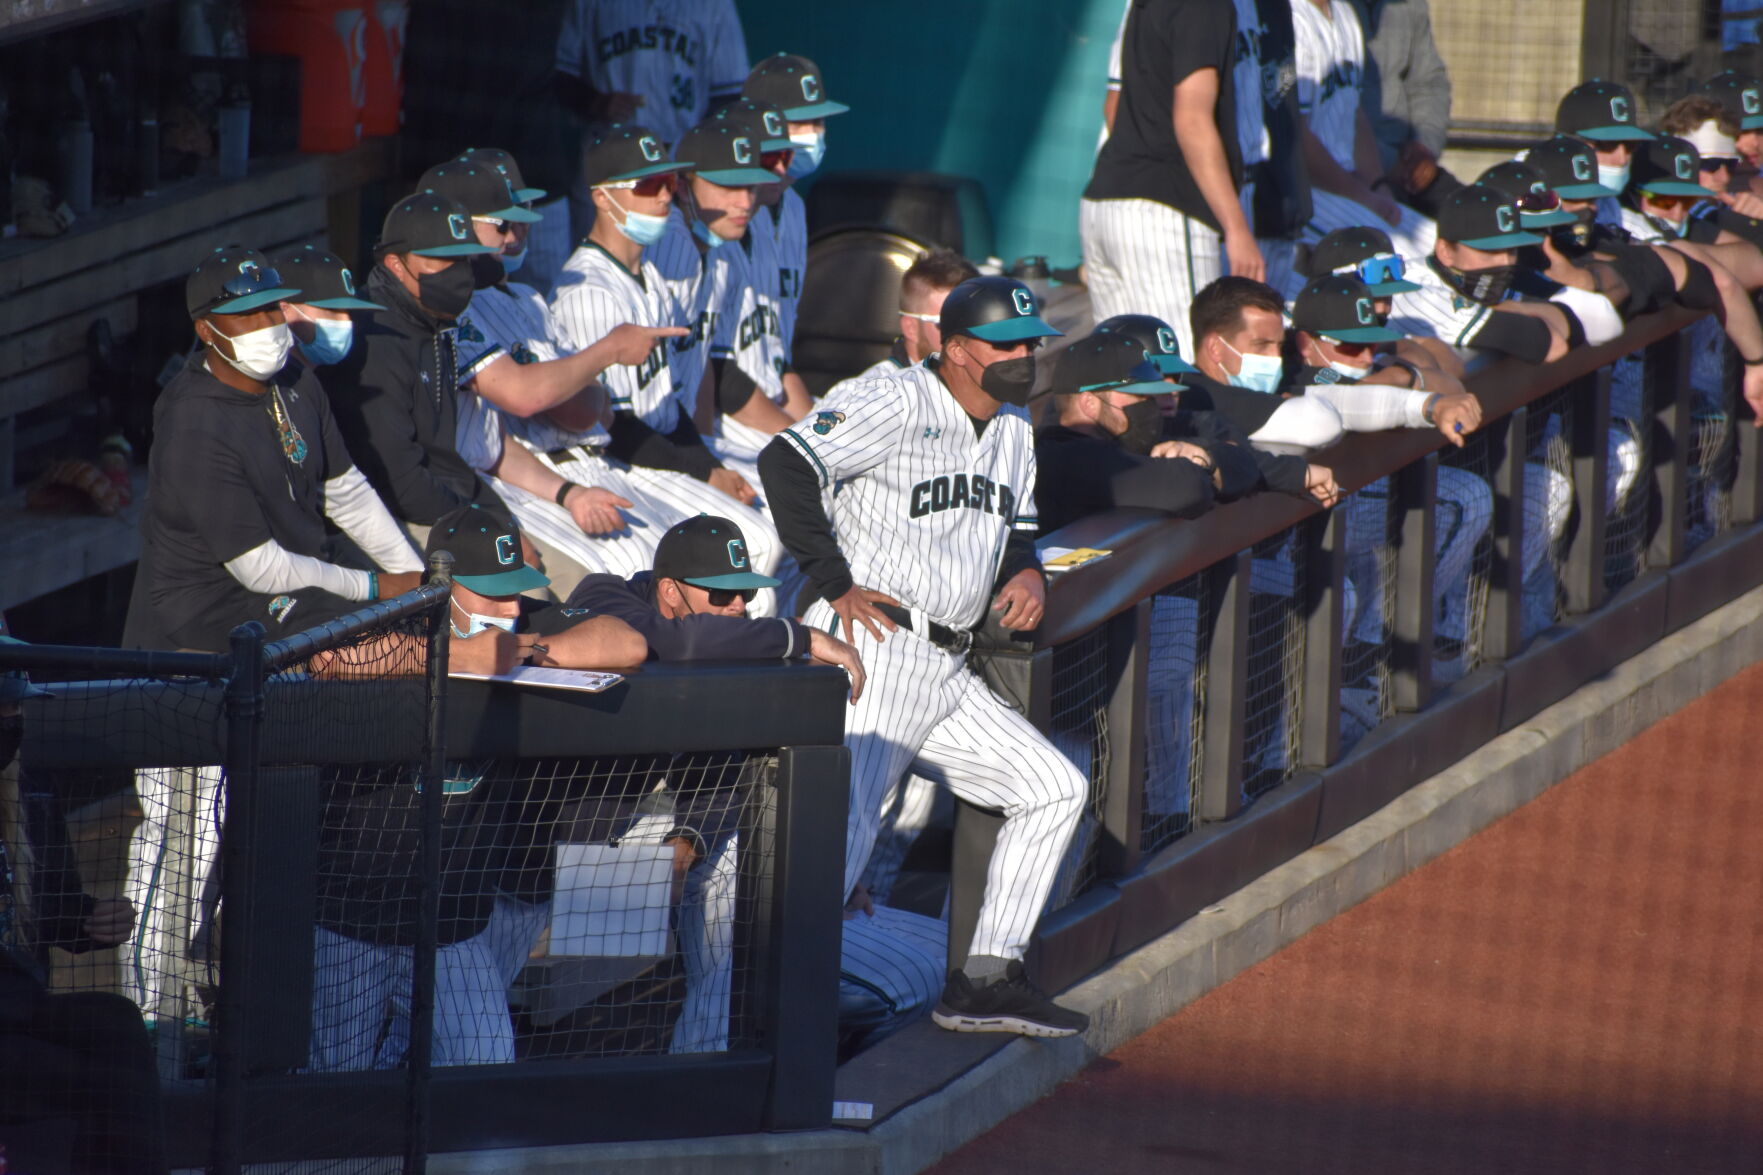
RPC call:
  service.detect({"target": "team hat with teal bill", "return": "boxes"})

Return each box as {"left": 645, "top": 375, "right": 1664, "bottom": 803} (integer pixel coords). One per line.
{"left": 1698, "top": 70, "right": 1763, "bottom": 131}
{"left": 1524, "top": 135, "right": 1620, "bottom": 199}
{"left": 713, "top": 98, "right": 792, "bottom": 151}
{"left": 1477, "top": 160, "right": 1577, "bottom": 228}
{"left": 939, "top": 276, "right": 1063, "bottom": 344}
{"left": 1555, "top": 79, "right": 1654, "bottom": 141}
{"left": 273, "top": 245, "right": 383, "bottom": 310}
{"left": 185, "top": 247, "right": 302, "bottom": 319}
{"left": 1292, "top": 275, "right": 1405, "bottom": 344}
{"left": 1631, "top": 136, "right": 1719, "bottom": 198}
{"left": 1093, "top": 313, "right": 1200, "bottom": 376}
{"left": 674, "top": 118, "right": 776, "bottom": 186}
{"left": 378, "top": 192, "right": 498, "bottom": 257}
{"left": 457, "top": 146, "right": 546, "bottom": 203}
{"left": 1437, "top": 184, "right": 1543, "bottom": 250}
{"left": 653, "top": 515, "right": 780, "bottom": 590}
{"left": 1303, "top": 226, "right": 1420, "bottom": 294}
{"left": 427, "top": 504, "right": 549, "bottom": 595}
{"left": 743, "top": 53, "right": 849, "bottom": 120}
{"left": 1052, "top": 331, "right": 1182, "bottom": 397}
{"left": 416, "top": 161, "right": 541, "bottom": 223}
{"left": 584, "top": 124, "right": 694, "bottom": 187}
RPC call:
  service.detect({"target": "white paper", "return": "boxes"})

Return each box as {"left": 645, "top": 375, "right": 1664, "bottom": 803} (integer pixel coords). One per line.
{"left": 548, "top": 842, "right": 675, "bottom": 958}
{"left": 448, "top": 665, "right": 624, "bottom": 693}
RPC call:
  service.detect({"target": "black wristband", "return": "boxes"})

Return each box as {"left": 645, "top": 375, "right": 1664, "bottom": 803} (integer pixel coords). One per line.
{"left": 1744, "top": 355, "right": 1763, "bottom": 368}
{"left": 553, "top": 482, "right": 579, "bottom": 507}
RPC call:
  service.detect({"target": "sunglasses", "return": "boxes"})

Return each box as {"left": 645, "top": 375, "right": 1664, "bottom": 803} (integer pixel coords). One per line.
{"left": 1324, "top": 338, "right": 1377, "bottom": 359}
{"left": 760, "top": 149, "right": 795, "bottom": 172}
{"left": 630, "top": 173, "right": 679, "bottom": 198}
{"left": 472, "top": 216, "right": 517, "bottom": 234}
{"left": 705, "top": 586, "right": 757, "bottom": 607}
{"left": 1516, "top": 187, "right": 1562, "bottom": 213}
{"left": 1701, "top": 158, "right": 1736, "bottom": 173}
{"left": 1353, "top": 253, "right": 1406, "bottom": 286}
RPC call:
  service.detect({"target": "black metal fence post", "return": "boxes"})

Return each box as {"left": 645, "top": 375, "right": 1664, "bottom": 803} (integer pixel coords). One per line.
{"left": 1299, "top": 508, "right": 1346, "bottom": 769}
{"left": 1200, "top": 550, "right": 1251, "bottom": 823}
{"left": 1098, "top": 600, "right": 1151, "bottom": 878}
{"left": 1565, "top": 369, "right": 1613, "bottom": 614}
{"left": 1483, "top": 407, "right": 1529, "bottom": 661}
{"left": 405, "top": 554, "right": 453, "bottom": 1175}
{"left": 1392, "top": 452, "right": 1439, "bottom": 711}
{"left": 1647, "top": 329, "right": 1692, "bottom": 569}
{"left": 211, "top": 622, "right": 266, "bottom": 1175}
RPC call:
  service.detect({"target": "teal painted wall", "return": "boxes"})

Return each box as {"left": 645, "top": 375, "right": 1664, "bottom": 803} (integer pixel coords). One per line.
{"left": 735, "top": 0, "right": 1122, "bottom": 267}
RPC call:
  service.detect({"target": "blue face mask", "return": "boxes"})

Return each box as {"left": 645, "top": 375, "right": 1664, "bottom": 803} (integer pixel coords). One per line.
{"left": 450, "top": 597, "right": 516, "bottom": 639}
{"left": 786, "top": 130, "right": 825, "bottom": 179}
{"left": 1598, "top": 161, "right": 1630, "bottom": 193}
{"left": 500, "top": 248, "right": 527, "bottom": 275}
{"left": 293, "top": 312, "right": 354, "bottom": 366}
{"left": 1222, "top": 339, "right": 1284, "bottom": 394}
{"left": 605, "top": 190, "right": 668, "bottom": 247}
{"left": 691, "top": 216, "right": 731, "bottom": 250}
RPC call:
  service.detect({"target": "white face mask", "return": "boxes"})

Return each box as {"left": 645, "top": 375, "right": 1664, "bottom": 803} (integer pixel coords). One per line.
{"left": 450, "top": 597, "right": 516, "bottom": 639}
{"left": 209, "top": 319, "right": 294, "bottom": 381}
{"left": 1312, "top": 340, "right": 1371, "bottom": 382}
{"left": 1221, "top": 338, "right": 1284, "bottom": 394}
{"left": 786, "top": 130, "right": 825, "bottom": 179}
{"left": 1598, "top": 161, "right": 1630, "bottom": 193}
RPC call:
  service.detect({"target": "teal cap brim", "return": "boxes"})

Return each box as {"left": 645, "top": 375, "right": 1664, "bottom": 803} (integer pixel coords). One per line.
{"left": 1556, "top": 181, "right": 1619, "bottom": 199}
{"left": 411, "top": 243, "right": 499, "bottom": 257}
{"left": 1578, "top": 125, "right": 1655, "bottom": 141}
{"left": 782, "top": 100, "right": 850, "bottom": 120}
{"left": 684, "top": 571, "right": 782, "bottom": 590}
{"left": 1460, "top": 230, "right": 1544, "bottom": 249}
{"left": 696, "top": 166, "right": 781, "bottom": 186}
{"left": 513, "top": 185, "right": 547, "bottom": 202}
{"left": 489, "top": 203, "right": 543, "bottom": 223}
{"left": 1639, "top": 181, "right": 1717, "bottom": 197}
{"left": 1147, "top": 353, "right": 1199, "bottom": 375}
{"left": 759, "top": 135, "right": 794, "bottom": 152}
{"left": 453, "top": 564, "right": 550, "bottom": 595}
{"left": 966, "top": 315, "right": 1063, "bottom": 342}
{"left": 604, "top": 161, "right": 694, "bottom": 184}
{"left": 211, "top": 286, "right": 303, "bottom": 313}
{"left": 307, "top": 296, "right": 385, "bottom": 310}
{"left": 1520, "top": 208, "right": 1578, "bottom": 228}
{"left": 1320, "top": 324, "right": 1404, "bottom": 343}
{"left": 1365, "top": 278, "right": 1422, "bottom": 295}
{"left": 1744, "top": 116, "right": 1763, "bottom": 131}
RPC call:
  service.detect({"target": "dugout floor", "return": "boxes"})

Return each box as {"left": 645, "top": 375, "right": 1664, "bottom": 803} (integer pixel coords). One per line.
{"left": 925, "top": 661, "right": 1763, "bottom": 1174}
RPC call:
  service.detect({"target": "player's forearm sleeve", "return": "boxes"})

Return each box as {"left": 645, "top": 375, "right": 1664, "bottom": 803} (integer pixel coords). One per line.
{"left": 757, "top": 438, "right": 854, "bottom": 602}
{"left": 1303, "top": 382, "right": 1433, "bottom": 433}
{"left": 606, "top": 409, "right": 721, "bottom": 480}
{"left": 225, "top": 539, "right": 373, "bottom": 601}
{"left": 712, "top": 357, "right": 761, "bottom": 414}
{"left": 1252, "top": 450, "right": 1313, "bottom": 497}
{"left": 994, "top": 528, "right": 1042, "bottom": 594}
{"left": 324, "top": 467, "right": 424, "bottom": 573}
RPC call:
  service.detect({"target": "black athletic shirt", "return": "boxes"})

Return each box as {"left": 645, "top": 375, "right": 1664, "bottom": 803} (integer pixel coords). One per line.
{"left": 1084, "top": 0, "right": 1243, "bottom": 229}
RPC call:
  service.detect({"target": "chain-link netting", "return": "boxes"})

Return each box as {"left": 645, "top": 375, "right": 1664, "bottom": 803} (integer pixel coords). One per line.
{"left": 1141, "top": 576, "right": 1209, "bottom": 857}
{"left": 1523, "top": 389, "right": 1577, "bottom": 639}
{"left": 1438, "top": 440, "right": 1497, "bottom": 682}
{"left": 1045, "top": 629, "right": 1111, "bottom": 909}
{"left": 1340, "top": 482, "right": 1396, "bottom": 754}
{"left": 1244, "top": 531, "right": 1306, "bottom": 801}
{"left": 1606, "top": 355, "right": 1654, "bottom": 594}
{"left": 1687, "top": 320, "right": 1737, "bottom": 554}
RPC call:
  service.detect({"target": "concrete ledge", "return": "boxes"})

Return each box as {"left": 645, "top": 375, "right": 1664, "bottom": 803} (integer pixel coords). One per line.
{"left": 430, "top": 582, "right": 1763, "bottom": 1175}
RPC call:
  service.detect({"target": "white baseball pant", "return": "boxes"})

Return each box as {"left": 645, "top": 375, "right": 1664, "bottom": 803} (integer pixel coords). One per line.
{"left": 1081, "top": 197, "right": 1223, "bottom": 357}
{"left": 125, "top": 765, "right": 223, "bottom": 1021}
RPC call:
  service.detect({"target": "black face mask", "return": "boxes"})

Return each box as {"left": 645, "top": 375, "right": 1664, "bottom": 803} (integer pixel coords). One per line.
{"left": 1547, "top": 206, "right": 1599, "bottom": 258}
{"left": 979, "top": 355, "right": 1036, "bottom": 405}
{"left": 415, "top": 261, "right": 476, "bottom": 319}
{"left": 0, "top": 713, "right": 22, "bottom": 769}
{"left": 469, "top": 252, "right": 505, "bottom": 291}
{"left": 1441, "top": 263, "right": 1520, "bottom": 306}
{"left": 1115, "top": 398, "right": 1165, "bottom": 455}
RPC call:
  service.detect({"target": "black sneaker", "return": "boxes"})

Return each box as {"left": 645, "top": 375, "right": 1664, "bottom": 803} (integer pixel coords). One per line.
{"left": 931, "top": 963, "right": 1090, "bottom": 1038}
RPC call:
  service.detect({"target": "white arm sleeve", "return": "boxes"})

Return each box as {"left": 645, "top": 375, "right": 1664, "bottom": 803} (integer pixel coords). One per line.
{"left": 1303, "top": 382, "right": 1433, "bottom": 433}
{"left": 1548, "top": 285, "right": 1624, "bottom": 347}
{"left": 225, "top": 540, "right": 373, "bottom": 601}
{"left": 1248, "top": 396, "right": 1346, "bottom": 452}
{"left": 323, "top": 467, "right": 425, "bottom": 573}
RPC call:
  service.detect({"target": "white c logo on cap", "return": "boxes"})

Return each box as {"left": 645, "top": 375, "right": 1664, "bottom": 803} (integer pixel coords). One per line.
{"left": 1611, "top": 95, "right": 1630, "bottom": 123}
{"left": 801, "top": 75, "right": 822, "bottom": 102}
{"left": 639, "top": 136, "right": 662, "bottom": 162}
{"left": 1572, "top": 154, "right": 1593, "bottom": 181}
{"left": 733, "top": 136, "right": 753, "bottom": 164}
{"left": 764, "top": 111, "right": 783, "bottom": 136}
{"left": 448, "top": 212, "right": 469, "bottom": 240}
{"left": 1156, "top": 326, "right": 1178, "bottom": 354}
{"left": 1495, "top": 204, "right": 1517, "bottom": 233}
{"left": 494, "top": 535, "right": 517, "bottom": 565}
{"left": 727, "top": 539, "right": 748, "bottom": 569}
{"left": 341, "top": 268, "right": 357, "bottom": 294}
{"left": 1011, "top": 288, "right": 1034, "bottom": 316}
{"left": 1356, "top": 297, "right": 1375, "bottom": 325}
{"left": 1747, "top": 89, "right": 1762, "bottom": 116}
{"left": 1677, "top": 153, "right": 1695, "bottom": 180}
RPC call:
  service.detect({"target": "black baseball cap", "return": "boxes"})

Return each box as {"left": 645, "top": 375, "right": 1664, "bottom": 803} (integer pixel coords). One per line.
{"left": 939, "top": 276, "right": 1062, "bottom": 344}
{"left": 1555, "top": 79, "right": 1653, "bottom": 142}
{"left": 1631, "top": 135, "right": 1718, "bottom": 198}
{"left": 1304, "top": 226, "right": 1420, "bottom": 294}
{"left": 743, "top": 53, "right": 849, "bottom": 121}
{"left": 1093, "top": 313, "right": 1198, "bottom": 375}
{"left": 1477, "top": 160, "right": 1576, "bottom": 227}
{"left": 1291, "top": 275, "right": 1404, "bottom": 343}
{"left": 1437, "top": 184, "right": 1542, "bottom": 250}
{"left": 457, "top": 146, "right": 546, "bottom": 203}
{"left": 377, "top": 192, "right": 498, "bottom": 258}
{"left": 653, "top": 515, "right": 779, "bottom": 590}
{"left": 186, "top": 246, "right": 301, "bottom": 319}
{"left": 1524, "top": 135, "right": 1619, "bottom": 199}
{"left": 1699, "top": 70, "right": 1763, "bottom": 131}
{"left": 426, "top": 504, "right": 549, "bottom": 595}
{"left": 674, "top": 118, "right": 775, "bottom": 186}
{"left": 1051, "top": 331, "right": 1179, "bottom": 397}
{"left": 273, "top": 245, "right": 383, "bottom": 310}
{"left": 584, "top": 124, "right": 694, "bottom": 187}
{"left": 416, "top": 161, "right": 541, "bottom": 223}
{"left": 713, "top": 98, "right": 792, "bottom": 151}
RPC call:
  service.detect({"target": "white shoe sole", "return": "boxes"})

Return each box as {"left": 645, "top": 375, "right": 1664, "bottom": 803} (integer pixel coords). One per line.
{"left": 931, "top": 1008, "right": 1083, "bottom": 1038}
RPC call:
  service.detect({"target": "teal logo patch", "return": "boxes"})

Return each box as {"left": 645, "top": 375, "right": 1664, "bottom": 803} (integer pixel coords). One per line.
{"left": 812, "top": 410, "right": 845, "bottom": 435}
{"left": 268, "top": 595, "right": 297, "bottom": 623}
{"left": 1011, "top": 288, "right": 1034, "bottom": 316}
{"left": 510, "top": 341, "right": 537, "bottom": 364}
{"left": 456, "top": 317, "right": 485, "bottom": 343}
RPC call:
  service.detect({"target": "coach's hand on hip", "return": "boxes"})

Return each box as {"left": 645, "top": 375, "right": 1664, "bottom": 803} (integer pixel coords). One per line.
{"left": 830, "top": 585, "right": 900, "bottom": 645}
{"left": 993, "top": 568, "right": 1045, "bottom": 632}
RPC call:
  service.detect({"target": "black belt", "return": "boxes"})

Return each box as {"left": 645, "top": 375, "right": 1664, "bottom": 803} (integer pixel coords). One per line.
{"left": 873, "top": 603, "right": 972, "bottom": 655}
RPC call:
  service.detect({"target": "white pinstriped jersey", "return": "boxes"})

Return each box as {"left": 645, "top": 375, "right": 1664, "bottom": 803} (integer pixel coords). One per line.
{"left": 1386, "top": 257, "right": 1504, "bottom": 351}
{"left": 712, "top": 233, "right": 789, "bottom": 458}
{"left": 1615, "top": 204, "right": 1680, "bottom": 245}
{"left": 456, "top": 282, "right": 609, "bottom": 468}
{"left": 644, "top": 209, "right": 723, "bottom": 415}
{"left": 554, "top": 0, "right": 749, "bottom": 148}
{"left": 754, "top": 188, "right": 808, "bottom": 353}
{"left": 1099, "top": 0, "right": 1270, "bottom": 164}
{"left": 776, "top": 363, "right": 1039, "bottom": 630}
{"left": 550, "top": 242, "right": 685, "bottom": 431}
{"left": 439, "top": 319, "right": 503, "bottom": 471}
{"left": 1293, "top": 0, "right": 1365, "bottom": 170}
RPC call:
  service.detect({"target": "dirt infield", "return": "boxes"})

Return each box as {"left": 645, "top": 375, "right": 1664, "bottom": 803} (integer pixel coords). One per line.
{"left": 929, "top": 661, "right": 1763, "bottom": 1174}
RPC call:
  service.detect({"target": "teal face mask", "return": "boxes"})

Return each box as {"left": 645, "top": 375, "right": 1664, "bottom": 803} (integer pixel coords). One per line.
{"left": 691, "top": 216, "right": 731, "bottom": 250}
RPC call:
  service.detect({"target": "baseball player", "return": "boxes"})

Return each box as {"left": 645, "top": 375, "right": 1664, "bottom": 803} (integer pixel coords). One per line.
{"left": 758, "top": 276, "right": 1090, "bottom": 1038}
{"left": 549, "top": 124, "right": 789, "bottom": 615}
{"left": 1290, "top": 0, "right": 1437, "bottom": 259}
{"left": 1553, "top": 79, "right": 1656, "bottom": 231}
{"left": 863, "top": 249, "right": 982, "bottom": 380}
{"left": 1082, "top": 0, "right": 1268, "bottom": 355}
{"left": 1697, "top": 70, "right": 1763, "bottom": 174}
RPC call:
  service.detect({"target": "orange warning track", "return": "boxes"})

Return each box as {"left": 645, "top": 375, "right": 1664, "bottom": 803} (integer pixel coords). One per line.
{"left": 930, "top": 662, "right": 1763, "bottom": 1174}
